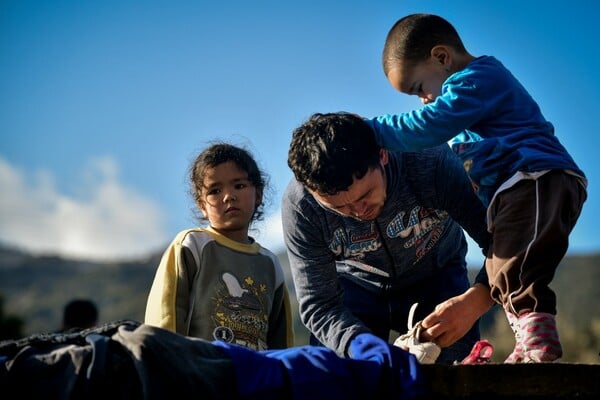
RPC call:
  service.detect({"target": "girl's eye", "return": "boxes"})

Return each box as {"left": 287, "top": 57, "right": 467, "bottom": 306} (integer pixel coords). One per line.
{"left": 207, "top": 188, "right": 221, "bottom": 196}
{"left": 235, "top": 183, "right": 247, "bottom": 190}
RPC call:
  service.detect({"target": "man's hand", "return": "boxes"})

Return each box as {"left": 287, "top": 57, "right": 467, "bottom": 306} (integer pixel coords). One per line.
{"left": 349, "top": 332, "right": 395, "bottom": 364}
{"left": 420, "top": 283, "right": 494, "bottom": 348}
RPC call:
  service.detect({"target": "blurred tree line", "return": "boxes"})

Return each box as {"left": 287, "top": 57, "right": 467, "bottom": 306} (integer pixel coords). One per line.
{"left": 0, "top": 244, "right": 598, "bottom": 363}
{"left": 0, "top": 295, "right": 24, "bottom": 340}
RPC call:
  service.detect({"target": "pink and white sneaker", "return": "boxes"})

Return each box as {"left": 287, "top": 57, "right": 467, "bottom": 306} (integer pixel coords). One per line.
{"left": 504, "top": 311, "right": 525, "bottom": 363}
{"left": 519, "top": 312, "right": 562, "bottom": 362}
{"left": 504, "top": 311, "right": 562, "bottom": 363}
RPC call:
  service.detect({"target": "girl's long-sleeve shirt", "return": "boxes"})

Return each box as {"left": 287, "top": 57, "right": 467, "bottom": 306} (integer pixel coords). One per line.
{"left": 367, "top": 56, "right": 585, "bottom": 206}
{"left": 145, "top": 226, "right": 294, "bottom": 350}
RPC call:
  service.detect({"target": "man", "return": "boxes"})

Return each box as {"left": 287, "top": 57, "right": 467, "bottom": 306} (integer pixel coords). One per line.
{"left": 282, "top": 112, "right": 493, "bottom": 364}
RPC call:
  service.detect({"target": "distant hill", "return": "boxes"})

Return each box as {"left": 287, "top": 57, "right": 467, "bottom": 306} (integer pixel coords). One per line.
{"left": 0, "top": 244, "right": 598, "bottom": 362}
{"left": 0, "top": 243, "right": 310, "bottom": 343}
{"left": 0, "top": 245, "right": 162, "bottom": 334}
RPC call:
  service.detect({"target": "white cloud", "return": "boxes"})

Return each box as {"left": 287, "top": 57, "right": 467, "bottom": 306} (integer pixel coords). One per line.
{"left": 251, "top": 208, "right": 286, "bottom": 255}
{"left": 0, "top": 156, "right": 168, "bottom": 261}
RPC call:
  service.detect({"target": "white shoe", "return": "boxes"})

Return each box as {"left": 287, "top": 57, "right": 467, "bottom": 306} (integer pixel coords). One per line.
{"left": 393, "top": 303, "right": 441, "bottom": 364}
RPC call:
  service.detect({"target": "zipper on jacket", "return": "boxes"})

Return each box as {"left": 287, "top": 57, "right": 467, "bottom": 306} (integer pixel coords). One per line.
{"left": 374, "top": 220, "right": 396, "bottom": 282}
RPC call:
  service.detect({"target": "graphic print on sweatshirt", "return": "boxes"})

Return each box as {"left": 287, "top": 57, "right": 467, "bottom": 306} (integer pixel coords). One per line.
{"left": 211, "top": 271, "right": 269, "bottom": 350}
{"left": 329, "top": 206, "right": 448, "bottom": 264}
{"left": 386, "top": 206, "right": 447, "bottom": 262}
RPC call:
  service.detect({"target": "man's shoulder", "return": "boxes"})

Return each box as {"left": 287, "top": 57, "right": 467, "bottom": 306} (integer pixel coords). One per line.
{"left": 281, "top": 179, "right": 332, "bottom": 229}
{"left": 282, "top": 179, "right": 311, "bottom": 204}
{"left": 392, "top": 144, "right": 452, "bottom": 165}
{"left": 390, "top": 145, "right": 460, "bottom": 191}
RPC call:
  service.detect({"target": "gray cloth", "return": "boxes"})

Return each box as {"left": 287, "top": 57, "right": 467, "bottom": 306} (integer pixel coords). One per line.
{"left": 0, "top": 320, "right": 237, "bottom": 399}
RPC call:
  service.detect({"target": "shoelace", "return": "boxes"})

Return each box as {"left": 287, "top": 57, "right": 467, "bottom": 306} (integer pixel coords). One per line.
{"left": 459, "top": 339, "right": 494, "bottom": 364}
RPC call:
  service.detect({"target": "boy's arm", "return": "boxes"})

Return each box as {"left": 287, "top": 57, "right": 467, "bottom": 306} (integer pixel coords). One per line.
{"left": 366, "top": 113, "right": 454, "bottom": 152}
{"left": 365, "top": 79, "right": 486, "bottom": 152}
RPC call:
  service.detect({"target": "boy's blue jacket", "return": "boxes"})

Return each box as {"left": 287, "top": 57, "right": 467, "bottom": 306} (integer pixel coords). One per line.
{"left": 367, "top": 56, "right": 586, "bottom": 206}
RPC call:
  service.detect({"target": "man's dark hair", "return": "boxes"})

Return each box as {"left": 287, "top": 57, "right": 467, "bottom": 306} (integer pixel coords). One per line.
{"left": 383, "top": 13, "right": 467, "bottom": 75}
{"left": 287, "top": 112, "right": 381, "bottom": 195}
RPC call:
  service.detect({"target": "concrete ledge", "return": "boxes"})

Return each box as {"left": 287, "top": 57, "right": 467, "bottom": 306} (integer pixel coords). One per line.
{"left": 418, "top": 363, "right": 600, "bottom": 399}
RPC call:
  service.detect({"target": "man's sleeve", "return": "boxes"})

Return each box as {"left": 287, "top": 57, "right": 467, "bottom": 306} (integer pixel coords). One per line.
{"left": 281, "top": 182, "right": 369, "bottom": 357}
{"left": 434, "top": 146, "right": 490, "bottom": 254}
{"left": 473, "top": 260, "right": 490, "bottom": 288}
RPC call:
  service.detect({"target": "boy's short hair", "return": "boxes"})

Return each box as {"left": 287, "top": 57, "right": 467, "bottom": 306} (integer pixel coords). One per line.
{"left": 383, "top": 13, "right": 467, "bottom": 75}
{"left": 287, "top": 112, "right": 381, "bottom": 195}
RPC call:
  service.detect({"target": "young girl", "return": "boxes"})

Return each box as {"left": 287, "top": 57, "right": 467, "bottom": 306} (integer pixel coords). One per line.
{"left": 145, "top": 142, "right": 294, "bottom": 350}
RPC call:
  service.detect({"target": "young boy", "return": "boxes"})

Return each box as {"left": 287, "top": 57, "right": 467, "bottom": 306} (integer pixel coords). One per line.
{"left": 366, "top": 13, "right": 587, "bottom": 363}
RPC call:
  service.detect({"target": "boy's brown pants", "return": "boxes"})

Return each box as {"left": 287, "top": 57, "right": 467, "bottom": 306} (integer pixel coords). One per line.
{"left": 486, "top": 171, "right": 586, "bottom": 315}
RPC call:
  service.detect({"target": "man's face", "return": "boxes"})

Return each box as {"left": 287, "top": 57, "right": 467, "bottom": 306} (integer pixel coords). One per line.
{"left": 310, "top": 150, "right": 389, "bottom": 221}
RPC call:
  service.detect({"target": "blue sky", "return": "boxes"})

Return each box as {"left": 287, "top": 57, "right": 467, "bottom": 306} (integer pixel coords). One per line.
{"left": 1, "top": 0, "right": 599, "bottom": 265}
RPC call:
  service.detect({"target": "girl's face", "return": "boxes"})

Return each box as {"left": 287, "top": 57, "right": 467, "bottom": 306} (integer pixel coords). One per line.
{"left": 198, "top": 161, "right": 261, "bottom": 243}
